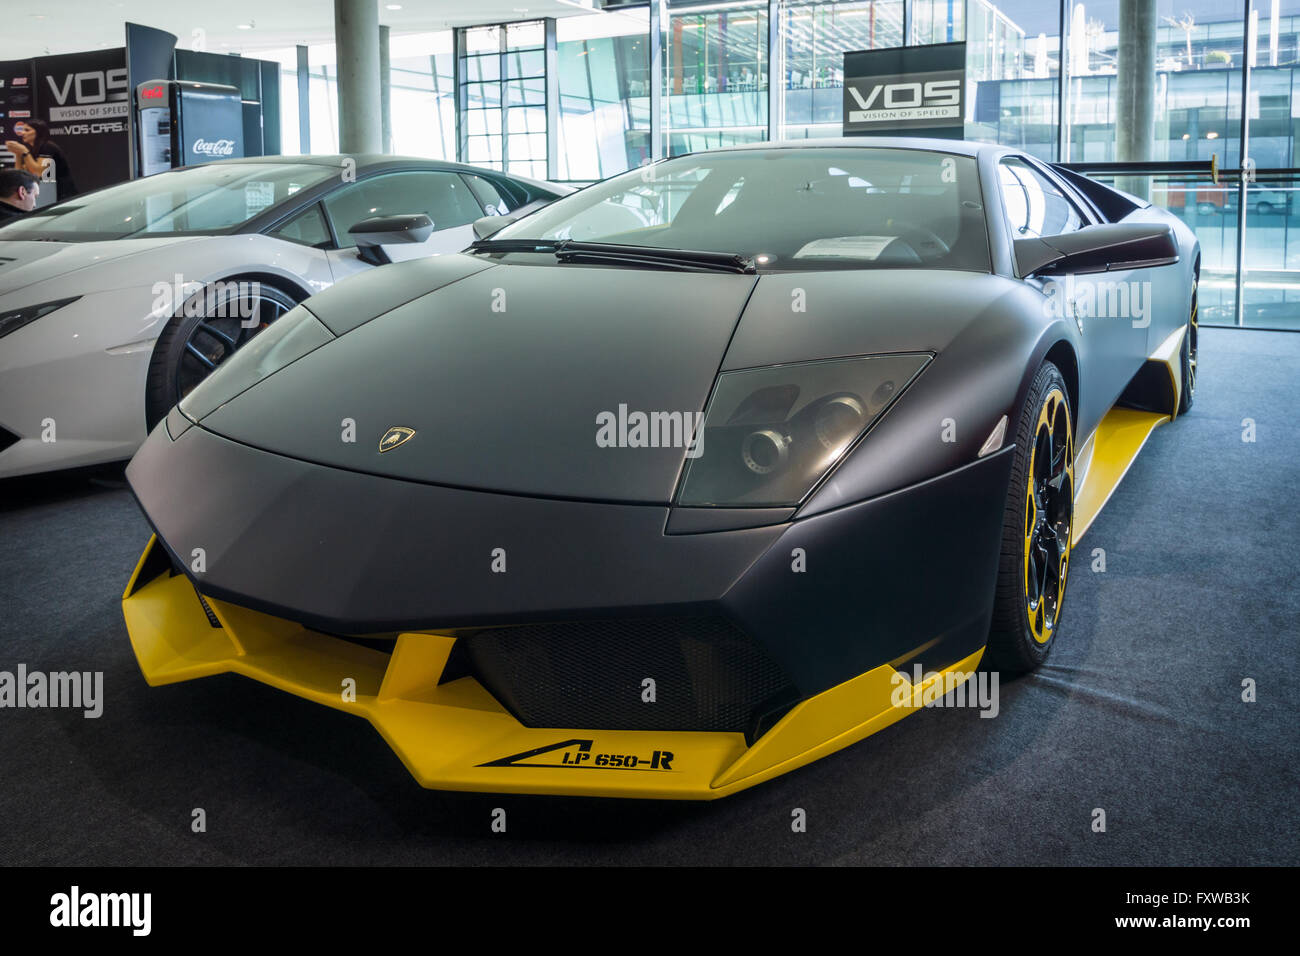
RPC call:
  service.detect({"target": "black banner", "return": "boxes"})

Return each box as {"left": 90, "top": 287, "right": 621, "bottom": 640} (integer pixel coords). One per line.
{"left": 27, "top": 49, "right": 131, "bottom": 198}
{"left": 124, "top": 21, "right": 177, "bottom": 179}
{"left": 0, "top": 866, "right": 1281, "bottom": 940}
{"left": 843, "top": 41, "right": 967, "bottom": 139}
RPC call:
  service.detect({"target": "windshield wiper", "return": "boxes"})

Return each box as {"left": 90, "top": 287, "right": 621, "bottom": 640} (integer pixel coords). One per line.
{"left": 469, "top": 238, "right": 756, "bottom": 274}
{"left": 555, "top": 241, "right": 755, "bottom": 274}
{"left": 468, "top": 238, "right": 562, "bottom": 254}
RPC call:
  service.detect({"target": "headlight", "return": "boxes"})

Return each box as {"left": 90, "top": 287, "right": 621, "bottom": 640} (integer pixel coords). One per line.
{"left": 179, "top": 305, "right": 334, "bottom": 422}
{"left": 0, "top": 296, "right": 81, "bottom": 339}
{"left": 676, "top": 353, "right": 930, "bottom": 507}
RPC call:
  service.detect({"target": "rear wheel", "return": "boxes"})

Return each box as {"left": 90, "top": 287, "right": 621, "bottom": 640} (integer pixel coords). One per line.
{"left": 146, "top": 280, "right": 299, "bottom": 429}
{"left": 1178, "top": 274, "right": 1198, "bottom": 414}
{"left": 985, "top": 362, "right": 1074, "bottom": 674}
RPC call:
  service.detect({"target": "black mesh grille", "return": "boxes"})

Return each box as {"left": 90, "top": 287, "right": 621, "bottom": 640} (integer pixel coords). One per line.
{"left": 193, "top": 586, "right": 223, "bottom": 629}
{"left": 455, "top": 617, "right": 799, "bottom": 738}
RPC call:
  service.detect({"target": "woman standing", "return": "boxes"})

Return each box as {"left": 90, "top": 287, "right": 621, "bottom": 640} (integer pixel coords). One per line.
{"left": 5, "top": 119, "right": 79, "bottom": 200}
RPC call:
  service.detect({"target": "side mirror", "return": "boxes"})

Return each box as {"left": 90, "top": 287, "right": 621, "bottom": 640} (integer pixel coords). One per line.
{"left": 1014, "top": 223, "right": 1178, "bottom": 279}
{"left": 349, "top": 214, "right": 434, "bottom": 265}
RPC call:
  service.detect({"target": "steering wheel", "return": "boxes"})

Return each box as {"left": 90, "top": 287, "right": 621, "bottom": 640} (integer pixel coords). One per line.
{"left": 886, "top": 219, "right": 952, "bottom": 262}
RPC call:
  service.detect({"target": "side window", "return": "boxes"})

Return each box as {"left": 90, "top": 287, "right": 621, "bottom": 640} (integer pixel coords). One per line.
{"left": 999, "top": 158, "right": 1084, "bottom": 239}
{"left": 463, "top": 174, "right": 515, "bottom": 216}
{"left": 269, "top": 203, "right": 331, "bottom": 247}
{"left": 323, "top": 171, "right": 484, "bottom": 248}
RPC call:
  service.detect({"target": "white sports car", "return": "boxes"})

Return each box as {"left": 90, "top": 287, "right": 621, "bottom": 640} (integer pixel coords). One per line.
{"left": 0, "top": 156, "right": 568, "bottom": 478}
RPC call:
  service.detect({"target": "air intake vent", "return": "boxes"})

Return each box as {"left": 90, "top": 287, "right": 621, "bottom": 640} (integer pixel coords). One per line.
{"left": 451, "top": 617, "right": 799, "bottom": 742}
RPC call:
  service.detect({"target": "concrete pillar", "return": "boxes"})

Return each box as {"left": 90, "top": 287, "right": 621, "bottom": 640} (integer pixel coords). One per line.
{"left": 380, "top": 24, "right": 392, "bottom": 154}
{"left": 1116, "top": 0, "right": 1156, "bottom": 199}
{"left": 650, "top": 0, "right": 664, "bottom": 160}
{"left": 297, "top": 44, "right": 311, "bottom": 153}
{"left": 334, "top": 0, "right": 382, "bottom": 154}
{"left": 544, "top": 18, "right": 559, "bottom": 181}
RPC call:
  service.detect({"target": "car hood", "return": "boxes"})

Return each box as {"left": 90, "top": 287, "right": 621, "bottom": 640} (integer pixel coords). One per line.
{"left": 199, "top": 259, "right": 760, "bottom": 503}
{"left": 0, "top": 236, "right": 200, "bottom": 298}
{"left": 195, "top": 260, "right": 1014, "bottom": 504}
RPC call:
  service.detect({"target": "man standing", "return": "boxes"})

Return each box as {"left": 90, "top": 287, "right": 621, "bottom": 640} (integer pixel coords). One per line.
{"left": 0, "top": 170, "right": 40, "bottom": 227}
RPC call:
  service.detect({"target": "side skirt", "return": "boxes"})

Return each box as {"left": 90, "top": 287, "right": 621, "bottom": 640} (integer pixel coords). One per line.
{"left": 1071, "top": 324, "right": 1186, "bottom": 546}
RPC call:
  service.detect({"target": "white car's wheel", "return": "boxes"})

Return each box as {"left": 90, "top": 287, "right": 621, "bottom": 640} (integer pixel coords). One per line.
{"left": 145, "top": 280, "right": 299, "bottom": 428}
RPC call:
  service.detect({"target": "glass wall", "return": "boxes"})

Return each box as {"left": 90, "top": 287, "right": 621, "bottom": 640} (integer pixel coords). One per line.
{"left": 306, "top": 41, "right": 340, "bottom": 155}
{"left": 782, "top": 0, "right": 904, "bottom": 140}
{"left": 663, "top": 0, "right": 770, "bottom": 155}
{"left": 964, "top": 1, "right": 1059, "bottom": 158}
{"left": 505, "top": 21, "right": 549, "bottom": 179}
{"left": 389, "top": 32, "right": 457, "bottom": 161}
{"left": 1242, "top": 1, "right": 1300, "bottom": 325}
{"left": 462, "top": 26, "right": 505, "bottom": 170}
{"left": 269, "top": 1, "right": 1300, "bottom": 328}
{"left": 557, "top": 8, "right": 652, "bottom": 179}
{"left": 459, "top": 22, "right": 549, "bottom": 179}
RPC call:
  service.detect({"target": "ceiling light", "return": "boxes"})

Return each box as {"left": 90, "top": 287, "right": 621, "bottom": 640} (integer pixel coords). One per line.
{"left": 386, "top": 3, "right": 403, "bottom": 9}
{"left": 237, "top": 23, "right": 253, "bottom": 30}
{"left": 1206, "top": 131, "right": 1219, "bottom": 139}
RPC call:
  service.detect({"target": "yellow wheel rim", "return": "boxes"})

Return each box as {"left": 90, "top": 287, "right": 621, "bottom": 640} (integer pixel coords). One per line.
{"left": 1023, "top": 387, "right": 1074, "bottom": 645}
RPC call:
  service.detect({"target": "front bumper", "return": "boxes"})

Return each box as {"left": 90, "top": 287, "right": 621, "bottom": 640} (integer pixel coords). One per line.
{"left": 0, "top": 287, "right": 162, "bottom": 477}
{"left": 123, "top": 420, "right": 1012, "bottom": 798}
{"left": 123, "top": 536, "right": 984, "bottom": 799}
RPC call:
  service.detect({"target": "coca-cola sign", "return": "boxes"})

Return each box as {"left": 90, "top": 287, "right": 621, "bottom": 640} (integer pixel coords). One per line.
{"left": 192, "top": 138, "right": 235, "bottom": 157}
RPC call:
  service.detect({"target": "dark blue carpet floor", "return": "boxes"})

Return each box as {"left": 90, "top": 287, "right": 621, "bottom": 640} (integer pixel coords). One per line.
{"left": 0, "top": 327, "right": 1296, "bottom": 865}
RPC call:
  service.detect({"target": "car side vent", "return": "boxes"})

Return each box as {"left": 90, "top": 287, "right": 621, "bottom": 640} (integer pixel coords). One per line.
{"left": 192, "top": 586, "right": 223, "bottom": 629}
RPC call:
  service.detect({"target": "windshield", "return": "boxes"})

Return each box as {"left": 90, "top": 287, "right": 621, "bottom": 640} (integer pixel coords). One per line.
{"left": 0, "top": 163, "right": 337, "bottom": 241}
{"left": 494, "top": 147, "right": 990, "bottom": 272}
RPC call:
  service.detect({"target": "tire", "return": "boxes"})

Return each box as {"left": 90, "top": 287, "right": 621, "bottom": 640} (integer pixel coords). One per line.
{"left": 145, "top": 280, "right": 299, "bottom": 429}
{"left": 1257, "top": 201, "right": 1273, "bottom": 216}
{"left": 1177, "top": 274, "right": 1198, "bottom": 415}
{"left": 984, "top": 361, "right": 1074, "bottom": 675}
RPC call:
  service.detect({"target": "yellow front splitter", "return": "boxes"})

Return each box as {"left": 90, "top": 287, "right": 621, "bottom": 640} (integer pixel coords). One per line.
{"left": 123, "top": 535, "right": 984, "bottom": 800}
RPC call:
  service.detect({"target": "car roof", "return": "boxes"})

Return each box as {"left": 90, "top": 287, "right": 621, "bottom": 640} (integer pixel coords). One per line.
{"left": 702, "top": 137, "right": 1008, "bottom": 159}
{"left": 192, "top": 155, "right": 572, "bottom": 196}
{"left": 202, "top": 154, "right": 484, "bottom": 173}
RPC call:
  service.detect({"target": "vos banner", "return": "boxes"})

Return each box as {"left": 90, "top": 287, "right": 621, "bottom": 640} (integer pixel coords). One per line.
{"left": 843, "top": 42, "right": 967, "bottom": 139}
{"left": 34, "top": 49, "right": 132, "bottom": 196}
{"left": 0, "top": 49, "right": 132, "bottom": 199}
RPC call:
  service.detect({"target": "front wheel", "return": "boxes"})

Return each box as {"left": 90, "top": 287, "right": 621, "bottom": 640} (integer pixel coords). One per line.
{"left": 145, "top": 280, "right": 299, "bottom": 429}
{"left": 984, "top": 362, "right": 1075, "bottom": 674}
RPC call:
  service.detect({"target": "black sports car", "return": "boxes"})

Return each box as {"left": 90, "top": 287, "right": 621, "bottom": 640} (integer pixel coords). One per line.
{"left": 122, "top": 139, "right": 1199, "bottom": 799}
